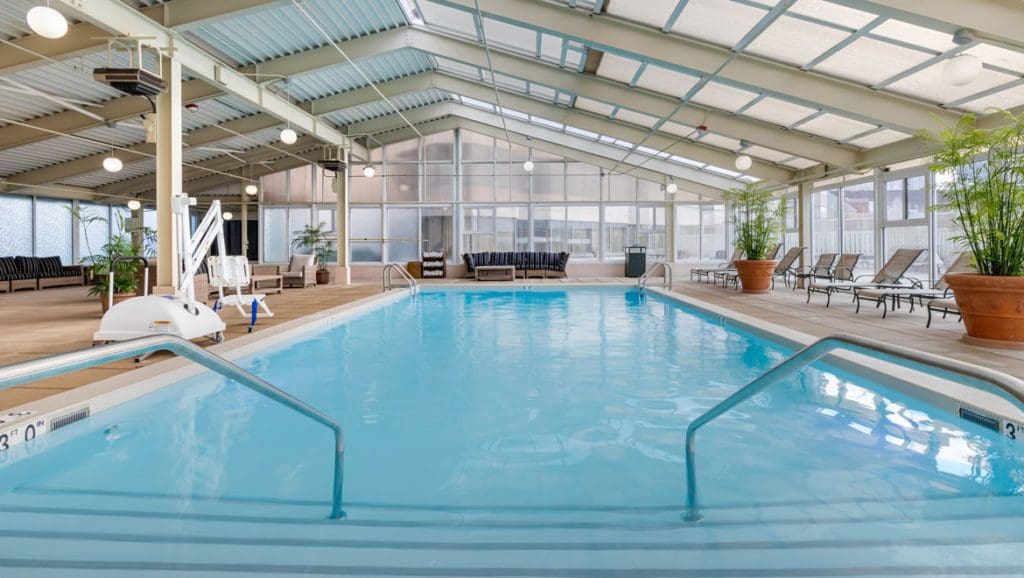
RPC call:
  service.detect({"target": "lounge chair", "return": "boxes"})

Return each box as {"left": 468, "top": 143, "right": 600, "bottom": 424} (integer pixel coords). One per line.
{"left": 790, "top": 252, "right": 839, "bottom": 291}
{"left": 771, "top": 246, "right": 805, "bottom": 289}
{"left": 807, "top": 248, "right": 925, "bottom": 307}
{"left": 690, "top": 248, "right": 743, "bottom": 283}
{"left": 854, "top": 253, "right": 974, "bottom": 319}
{"left": 253, "top": 254, "right": 317, "bottom": 289}
{"left": 714, "top": 243, "right": 782, "bottom": 289}
{"left": 926, "top": 297, "right": 961, "bottom": 328}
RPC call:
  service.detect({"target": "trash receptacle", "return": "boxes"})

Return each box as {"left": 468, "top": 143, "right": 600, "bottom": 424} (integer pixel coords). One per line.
{"left": 625, "top": 245, "right": 647, "bottom": 277}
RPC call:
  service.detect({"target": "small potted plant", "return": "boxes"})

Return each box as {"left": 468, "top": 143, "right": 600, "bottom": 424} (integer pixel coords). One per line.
{"left": 292, "top": 222, "right": 335, "bottom": 285}
{"left": 924, "top": 110, "right": 1024, "bottom": 346}
{"left": 724, "top": 184, "right": 784, "bottom": 294}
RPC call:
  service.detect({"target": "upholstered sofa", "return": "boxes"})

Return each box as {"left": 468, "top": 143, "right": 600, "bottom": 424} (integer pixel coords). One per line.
{"left": 462, "top": 251, "right": 570, "bottom": 278}
{"left": 253, "top": 254, "right": 317, "bottom": 288}
{"left": 0, "top": 256, "right": 84, "bottom": 292}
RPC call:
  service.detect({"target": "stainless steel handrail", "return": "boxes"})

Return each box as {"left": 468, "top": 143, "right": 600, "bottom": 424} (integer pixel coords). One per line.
{"left": 638, "top": 261, "right": 673, "bottom": 290}
{"left": 0, "top": 335, "right": 346, "bottom": 519}
{"left": 684, "top": 333, "right": 1024, "bottom": 523}
{"left": 382, "top": 263, "right": 418, "bottom": 294}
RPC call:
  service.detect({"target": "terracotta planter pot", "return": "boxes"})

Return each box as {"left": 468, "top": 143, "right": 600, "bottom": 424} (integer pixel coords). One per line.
{"left": 315, "top": 269, "right": 331, "bottom": 285}
{"left": 99, "top": 292, "right": 135, "bottom": 314}
{"left": 734, "top": 259, "right": 778, "bottom": 294}
{"left": 946, "top": 273, "right": 1024, "bottom": 348}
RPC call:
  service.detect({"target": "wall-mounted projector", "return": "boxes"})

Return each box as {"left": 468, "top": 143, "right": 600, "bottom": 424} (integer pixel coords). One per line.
{"left": 93, "top": 67, "right": 167, "bottom": 96}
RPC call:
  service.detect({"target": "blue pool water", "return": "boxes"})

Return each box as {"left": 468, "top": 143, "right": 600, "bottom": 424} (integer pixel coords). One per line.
{"left": 1, "top": 286, "right": 1023, "bottom": 575}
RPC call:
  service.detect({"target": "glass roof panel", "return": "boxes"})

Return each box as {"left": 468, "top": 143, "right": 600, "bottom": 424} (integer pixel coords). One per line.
{"left": 481, "top": 17, "right": 536, "bottom": 52}
{"left": 846, "top": 128, "right": 909, "bottom": 148}
{"left": 606, "top": 0, "right": 677, "bottom": 29}
{"left": 564, "top": 47, "right": 584, "bottom": 70}
{"left": 960, "top": 83, "right": 1024, "bottom": 113}
{"left": 671, "top": 0, "right": 768, "bottom": 49}
{"left": 574, "top": 96, "right": 616, "bottom": 117}
{"left": 634, "top": 64, "right": 701, "bottom": 98}
{"left": 530, "top": 84, "right": 557, "bottom": 102}
{"left": 615, "top": 108, "right": 659, "bottom": 127}
{"left": 742, "top": 96, "right": 817, "bottom": 126}
{"left": 747, "top": 14, "right": 850, "bottom": 67}
{"left": 744, "top": 145, "right": 793, "bottom": 163}
{"left": 787, "top": 0, "right": 877, "bottom": 28}
{"left": 796, "top": 113, "right": 875, "bottom": 140}
{"left": 419, "top": 0, "right": 476, "bottom": 34}
{"left": 691, "top": 81, "right": 759, "bottom": 112}
{"left": 595, "top": 52, "right": 643, "bottom": 84}
{"left": 661, "top": 121, "right": 696, "bottom": 137}
{"left": 540, "top": 34, "right": 563, "bottom": 61}
{"left": 783, "top": 157, "right": 818, "bottom": 169}
{"left": 697, "top": 132, "right": 743, "bottom": 151}
{"left": 966, "top": 44, "right": 1024, "bottom": 74}
{"left": 870, "top": 20, "right": 956, "bottom": 52}
{"left": 887, "top": 62, "right": 1017, "bottom": 107}
{"left": 494, "top": 72, "right": 527, "bottom": 92}
{"left": 435, "top": 56, "right": 481, "bottom": 79}
{"left": 815, "top": 36, "right": 932, "bottom": 86}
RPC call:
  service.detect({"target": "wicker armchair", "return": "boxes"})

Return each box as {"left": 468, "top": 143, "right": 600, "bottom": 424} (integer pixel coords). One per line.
{"left": 253, "top": 254, "right": 317, "bottom": 289}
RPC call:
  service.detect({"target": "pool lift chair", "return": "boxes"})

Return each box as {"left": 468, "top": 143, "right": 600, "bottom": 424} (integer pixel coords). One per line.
{"left": 207, "top": 255, "right": 274, "bottom": 333}
{"left": 93, "top": 195, "right": 230, "bottom": 345}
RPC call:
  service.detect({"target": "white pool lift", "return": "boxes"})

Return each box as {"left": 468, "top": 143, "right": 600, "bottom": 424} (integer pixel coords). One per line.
{"left": 93, "top": 195, "right": 228, "bottom": 344}
{"left": 207, "top": 255, "right": 274, "bottom": 333}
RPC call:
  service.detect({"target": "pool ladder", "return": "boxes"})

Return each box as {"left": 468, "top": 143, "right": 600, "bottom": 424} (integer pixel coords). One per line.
{"left": 684, "top": 333, "right": 1024, "bottom": 523}
{"left": 0, "top": 335, "right": 347, "bottom": 519}
{"left": 637, "top": 261, "right": 673, "bottom": 291}
{"left": 382, "top": 263, "right": 418, "bottom": 294}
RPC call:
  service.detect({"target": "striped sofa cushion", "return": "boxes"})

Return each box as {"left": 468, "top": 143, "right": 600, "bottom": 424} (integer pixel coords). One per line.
{"left": 38, "top": 256, "right": 65, "bottom": 278}
{"left": 14, "top": 256, "right": 40, "bottom": 280}
{"left": 0, "top": 257, "right": 16, "bottom": 281}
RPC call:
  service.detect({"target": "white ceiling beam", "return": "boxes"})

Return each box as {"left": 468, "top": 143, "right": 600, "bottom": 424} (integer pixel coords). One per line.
{"left": 0, "top": 0, "right": 284, "bottom": 76}
{"left": 434, "top": 0, "right": 961, "bottom": 133}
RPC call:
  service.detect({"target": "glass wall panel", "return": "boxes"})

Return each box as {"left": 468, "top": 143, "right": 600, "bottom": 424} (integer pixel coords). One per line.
{"left": 387, "top": 138, "right": 419, "bottom": 162}
{"left": 350, "top": 207, "right": 382, "bottom": 262}
{"left": 532, "top": 162, "right": 565, "bottom": 202}
{"left": 811, "top": 188, "right": 840, "bottom": 259}
{"left": 700, "top": 204, "right": 726, "bottom": 260}
{"left": 289, "top": 167, "right": 313, "bottom": 203}
{"left": 496, "top": 206, "right": 529, "bottom": 251}
{"left": 287, "top": 208, "right": 311, "bottom": 257}
{"left": 566, "top": 163, "right": 600, "bottom": 201}
{"left": 262, "top": 171, "right": 287, "bottom": 202}
{"left": 461, "top": 131, "right": 494, "bottom": 161}
{"left": 566, "top": 206, "right": 599, "bottom": 259}
{"left": 533, "top": 206, "right": 566, "bottom": 252}
{"left": 0, "top": 195, "right": 33, "bottom": 257}
{"left": 316, "top": 167, "right": 338, "bottom": 204}
{"left": 422, "top": 207, "right": 454, "bottom": 257}
{"left": 462, "top": 164, "right": 494, "bottom": 202}
{"left": 424, "top": 164, "right": 454, "bottom": 202}
{"left": 842, "top": 182, "right": 875, "bottom": 274}
{"left": 34, "top": 197, "right": 72, "bottom": 262}
{"left": 933, "top": 171, "right": 969, "bottom": 277}
{"left": 386, "top": 163, "right": 419, "bottom": 203}
{"left": 387, "top": 207, "right": 420, "bottom": 263}
{"left": 350, "top": 173, "right": 383, "bottom": 203}
{"left": 603, "top": 205, "right": 634, "bottom": 260}
{"left": 606, "top": 173, "right": 635, "bottom": 201}
{"left": 676, "top": 205, "right": 700, "bottom": 260}
{"left": 423, "top": 130, "right": 454, "bottom": 161}
{"left": 883, "top": 225, "right": 930, "bottom": 281}
{"left": 637, "top": 179, "right": 663, "bottom": 201}
{"left": 77, "top": 202, "right": 111, "bottom": 261}
{"left": 462, "top": 207, "right": 495, "bottom": 253}
{"left": 262, "top": 207, "right": 288, "bottom": 263}
{"left": 638, "top": 206, "right": 666, "bottom": 260}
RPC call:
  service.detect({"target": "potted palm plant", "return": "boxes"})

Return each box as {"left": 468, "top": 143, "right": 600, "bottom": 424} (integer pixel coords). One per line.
{"left": 292, "top": 222, "right": 335, "bottom": 285}
{"left": 72, "top": 209, "right": 151, "bottom": 313}
{"left": 724, "top": 185, "right": 784, "bottom": 294}
{"left": 925, "top": 110, "right": 1024, "bottom": 346}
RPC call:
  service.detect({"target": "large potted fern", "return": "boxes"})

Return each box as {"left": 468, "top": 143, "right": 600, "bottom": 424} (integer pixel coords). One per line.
{"left": 724, "top": 185, "right": 783, "bottom": 294}
{"left": 926, "top": 111, "right": 1024, "bottom": 346}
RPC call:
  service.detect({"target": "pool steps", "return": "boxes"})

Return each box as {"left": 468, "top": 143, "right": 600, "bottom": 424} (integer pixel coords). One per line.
{"left": 0, "top": 489, "right": 1021, "bottom": 576}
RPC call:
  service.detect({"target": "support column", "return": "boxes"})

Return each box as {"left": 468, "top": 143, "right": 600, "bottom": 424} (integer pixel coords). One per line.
{"left": 155, "top": 55, "right": 182, "bottom": 288}
{"left": 664, "top": 200, "right": 676, "bottom": 263}
{"left": 334, "top": 149, "right": 351, "bottom": 285}
{"left": 241, "top": 189, "right": 249, "bottom": 258}
{"left": 798, "top": 181, "right": 812, "bottom": 269}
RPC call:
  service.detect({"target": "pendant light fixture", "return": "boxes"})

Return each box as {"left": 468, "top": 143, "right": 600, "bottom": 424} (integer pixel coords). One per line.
{"left": 735, "top": 154, "right": 752, "bottom": 171}
{"left": 279, "top": 80, "right": 298, "bottom": 144}
{"left": 523, "top": 160, "right": 535, "bottom": 172}
{"left": 362, "top": 165, "right": 376, "bottom": 178}
{"left": 102, "top": 124, "right": 122, "bottom": 173}
{"left": 222, "top": 211, "right": 234, "bottom": 221}
{"left": 665, "top": 179, "right": 678, "bottom": 195}
{"left": 942, "top": 54, "right": 982, "bottom": 86}
{"left": 127, "top": 199, "right": 141, "bottom": 211}
{"left": 245, "top": 184, "right": 258, "bottom": 195}
{"left": 26, "top": 2, "right": 68, "bottom": 39}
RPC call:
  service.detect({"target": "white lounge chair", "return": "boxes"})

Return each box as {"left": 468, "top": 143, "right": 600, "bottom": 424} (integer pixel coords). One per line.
{"left": 207, "top": 256, "right": 274, "bottom": 333}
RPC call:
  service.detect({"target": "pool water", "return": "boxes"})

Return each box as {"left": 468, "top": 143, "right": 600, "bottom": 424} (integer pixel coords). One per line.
{"left": 1, "top": 286, "right": 1023, "bottom": 575}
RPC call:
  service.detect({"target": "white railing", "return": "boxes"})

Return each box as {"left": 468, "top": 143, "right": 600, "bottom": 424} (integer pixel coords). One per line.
{"left": 638, "top": 261, "right": 673, "bottom": 290}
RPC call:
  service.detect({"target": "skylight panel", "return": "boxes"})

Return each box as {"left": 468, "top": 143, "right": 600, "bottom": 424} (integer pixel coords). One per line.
{"left": 815, "top": 37, "right": 932, "bottom": 86}
{"left": 501, "top": 107, "right": 530, "bottom": 121}
{"left": 782, "top": 157, "right": 818, "bottom": 169}
{"left": 530, "top": 84, "right": 557, "bottom": 102}
{"left": 531, "top": 116, "right": 563, "bottom": 130}
{"left": 540, "top": 34, "right": 563, "bottom": 62}
{"left": 606, "top": 0, "right": 678, "bottom": 29}
{"left": 796, "top": 113, "right": 875, "bottom": 141}
{"left": 634, "top": 64, "right": 701, "bottom": 98}
{"left": 435, "top": 57, "right": 482, "bottom": 80}
{"left": 697, "top": 132, "right": 743, "bottom": 151}
{"left": 481, "top": 17, "right": 537, "bottom": 52}
{"left": 493, "top": 73, "right": 527, "bottom": 93}
{"left": 846, "top": 128, "right": 908, "bottom": 148}
{"left": 574, "top": 96, "right": 616, "bottom": 117}
{"left": 744, "top": 145, "right": 793, "bottom": 163}
{"left": 636, "top": 145, "right": 662, "bottom": 156}
{"left": 599, "top": 135, "right": 617, "bottom": 144}
{"left": 614, "top": 108, "right": 659, "bottom": 128}
{"left": 671, "top": 0, "right": 768, "bottom": 49}
{"left": 660, "top": 121, "right": 696, "bottom": 138}
{"left": 960, "top": 83, "right": 1024, "bottom": 114}
{"left": 565, "top": 125, "right": 599, "bottom": 140}
{"left": 691, "top": 81, "right": 759, "bottom": 112}
{"left": 418, "top": 1, "right": 475, "bottom": 34}
{"left": 670, "top": 155, "right": 706, "bottom": 168}
{"left": 595, "top": 52, "right": 642, "bottom": 84}
{"left": 742, "top": 97, "right": 817, "bottom": 126}
{"left": 871, "top": 20, "right": 956, "bottom": 52}
{"left": 461, "top": 96, "right": 494, "bottom": 111}
{"left": 747, "top": 15, "right": 849, "bottom": 67}
{"left": 966, "top": 44, "right": 1024, "bottom": 74}
{"left": 788, "top": 0, "right": 877, "bottom": 29}
{"left": 564, "top": 48, "right": 583, "bottom": 70}
{"left": 886, "top": 63, "right": 1017, "bottom": 107}
{"left": 704, "top": 165, "right": 742, "bottom": 177}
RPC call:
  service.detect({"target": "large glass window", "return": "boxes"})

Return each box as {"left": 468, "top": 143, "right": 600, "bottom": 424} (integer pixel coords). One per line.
{"left": 700, "top": 204, "right": 727, "bottom": 260}
{"left": 841, "top": 182, "right": 875, "bottom": 275}
{"left": 262, "top": 207, "right": 288, "bottom": 263}
{"left": 421, "top": 207, "right": 454, "bottom": 257}
{"left": 603, "top": 205, "right": 634, "bottom": 261}
{"left": 637, "top": 206, "right": 666, "bottom": 260}
{"left": 811, "top": 188, "right": 840, "bottom": 259}
{"left": 0, "top": 194, "right": 32, "bottom": 257}
{"left": 533, "top": 206, "right": 566, "bottom": 253}
{"left": 566, "top": 206, "right": 599, "bottom": 259}
{"left": 932, "top": 170, "right": 970, "bottom": 278}
{"left": 676, "top": 205, "right": 700, "bottom": 260}
{"left": 77, "top": 202, "right": 111, "bottom": 261}
{"left": 883, "top": 225, "right": 930, "bottom": 281}
{"left": 350, "top": 207, "right": 382, "bottom": 262}
{"left": 387, "top": 207, "right": 420, "bottom": 263}
{"left": 885, "top": 175, "right": 927, "bottom": 221}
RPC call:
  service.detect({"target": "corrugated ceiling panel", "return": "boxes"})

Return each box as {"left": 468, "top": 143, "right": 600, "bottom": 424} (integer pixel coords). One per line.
{"left": 282, "top": 48, "right": 434, "bottom": 101}
{"left": 322, "top": 88, "right": 450, "bottom": 126}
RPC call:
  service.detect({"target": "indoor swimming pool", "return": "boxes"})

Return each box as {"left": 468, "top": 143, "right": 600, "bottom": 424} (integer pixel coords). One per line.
{"left": 1, "top": 286, "right": 1022, "bottom": 576}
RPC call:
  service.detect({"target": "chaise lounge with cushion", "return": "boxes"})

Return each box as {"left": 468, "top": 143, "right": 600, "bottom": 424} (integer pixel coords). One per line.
{"left": 462, "top": 251, "right": 570, "bottom": 278}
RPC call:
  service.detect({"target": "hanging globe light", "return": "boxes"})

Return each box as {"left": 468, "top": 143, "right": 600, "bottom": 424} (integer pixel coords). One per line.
{"left": 942, "top": 54, "right": 982, "bottom": 86}
{"left": 244, "top": 184, "right": 258, "bottom": 195}
{"left": 666, "top": 182, "right": 678, "bottom": 194}
{"left": 127, "top": 199, "right": 141, "bottom": 211}
{"left": 222, "top": 212, "right": 233, "bottom": 221}
{"left": 523, "top": 160, "right": 535, "bottom": 172}
{"left": 362, "top": 165, "right": 376, "bottom": 178}
{"left": 102, "top": 156, "right": 123, "bottom": 173}
{"left": 280, "top": 128, "right": 298, "bottom": 144}
{"left": 735, "top": 154, "right": 753, "bottom": 171}
{"left": 26, "top": 5, "right": 68, "bottom": 39}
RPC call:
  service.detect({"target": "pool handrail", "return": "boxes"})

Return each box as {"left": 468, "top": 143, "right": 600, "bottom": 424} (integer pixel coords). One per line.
{"left": 0, "top": 335, "right": 346, "bottom": 519}
{"left": 638, "top": 262, "right": 673, "bottom": 290}
{"left": 684, "top": 333, "right": 1024, "bottom": 523}
{"left": 382, "top": 263, "right": 418, "bottom": 294}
